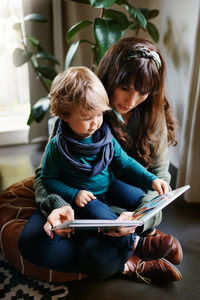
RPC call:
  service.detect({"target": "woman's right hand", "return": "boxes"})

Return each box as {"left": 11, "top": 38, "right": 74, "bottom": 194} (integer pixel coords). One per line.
{"left": 103, "top": 211, "right": 136, "bottom": 237}
{"left": 44, "top": 206, "right": 74, "bottom": 239}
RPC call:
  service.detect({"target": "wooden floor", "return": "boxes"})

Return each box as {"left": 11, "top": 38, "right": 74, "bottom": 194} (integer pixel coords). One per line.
{"left": 0, "top": 142, "right": 200, "bottom": 300}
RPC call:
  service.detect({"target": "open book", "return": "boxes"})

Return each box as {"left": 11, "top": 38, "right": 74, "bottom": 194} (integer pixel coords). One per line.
{"left": 52, "top": 185, "right": 190, "bottom": 230}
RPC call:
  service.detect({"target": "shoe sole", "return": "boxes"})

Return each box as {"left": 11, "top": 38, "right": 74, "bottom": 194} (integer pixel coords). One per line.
{"left": 161, "top": 258, "right": 182, "bottom": 281}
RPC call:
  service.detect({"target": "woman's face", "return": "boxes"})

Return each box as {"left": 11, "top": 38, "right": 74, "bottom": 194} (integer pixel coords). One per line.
{"left": 111, "top": 84, "right": 149, "bottom": 116}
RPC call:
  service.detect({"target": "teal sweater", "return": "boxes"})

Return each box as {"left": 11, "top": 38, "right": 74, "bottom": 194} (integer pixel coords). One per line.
{"left": 41, "top": 134, "right": 157, "bottom": 205}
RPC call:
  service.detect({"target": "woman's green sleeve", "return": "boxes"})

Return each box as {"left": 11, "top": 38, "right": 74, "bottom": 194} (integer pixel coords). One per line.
{"left": 34, "top": 117, "right": 72, "bottom": 217}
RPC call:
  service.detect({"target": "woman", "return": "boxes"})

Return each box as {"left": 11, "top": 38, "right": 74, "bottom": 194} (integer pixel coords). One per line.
{"left": 97, "top": 36, "right": 177, "bottom": 235}
{"left": 18, "top": 37, "right": 181, "bottom": 283}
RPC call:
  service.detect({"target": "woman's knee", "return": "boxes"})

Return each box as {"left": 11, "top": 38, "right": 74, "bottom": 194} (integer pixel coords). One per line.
{"left": 18, "top": 224, "right": 45, "bottom": 261}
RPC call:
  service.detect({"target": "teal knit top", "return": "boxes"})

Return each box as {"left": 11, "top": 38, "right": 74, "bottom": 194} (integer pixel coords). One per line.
{"left": 41, "top": 134, "right": 157, "bottom": 206}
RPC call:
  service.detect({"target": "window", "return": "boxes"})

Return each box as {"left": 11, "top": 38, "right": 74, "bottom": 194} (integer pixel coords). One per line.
{"left": 0, "top": 0, "right": 30, "bottom": 145}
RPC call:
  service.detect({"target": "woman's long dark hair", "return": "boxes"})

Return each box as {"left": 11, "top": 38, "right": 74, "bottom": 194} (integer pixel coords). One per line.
{"left": 97, "top": 37, "right": 177, "bottom": 167}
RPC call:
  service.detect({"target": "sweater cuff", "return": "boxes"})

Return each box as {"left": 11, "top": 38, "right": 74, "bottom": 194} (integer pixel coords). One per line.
{"left": 40, "top": 193, "right": 71, "bottom": 217}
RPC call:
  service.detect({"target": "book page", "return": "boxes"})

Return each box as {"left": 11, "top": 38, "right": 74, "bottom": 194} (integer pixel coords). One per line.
{"left": 131, "top": 185, "right": 190, "bottom": 223}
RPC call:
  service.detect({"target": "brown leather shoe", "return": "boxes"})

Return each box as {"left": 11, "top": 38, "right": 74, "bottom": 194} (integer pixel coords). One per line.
{"left": 164, "top": 237, "right": 183, "bottom": 265}
{"left": 143, "top": 228, "right": 172, "bottom": 238}
{"left": 145, "top": 229, "right": 183, "bottom": 265}
{"left": 135, "top": 234, "right": 182, "bottom": 263}
{"left": 127, "top": 254, "right": 182, "bottom": 283}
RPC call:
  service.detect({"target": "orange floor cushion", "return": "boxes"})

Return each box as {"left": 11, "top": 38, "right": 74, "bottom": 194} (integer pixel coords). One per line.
{"left": 0, "top": 176, "right": 88, "bottom": 282}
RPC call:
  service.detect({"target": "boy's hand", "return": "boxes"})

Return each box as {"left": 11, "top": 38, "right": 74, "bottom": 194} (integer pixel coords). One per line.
{"left": 152, "top": 178, "right": 169, "bottom": 196}
{"left": 75, "top": 190, "right": 96, "bottom": 207}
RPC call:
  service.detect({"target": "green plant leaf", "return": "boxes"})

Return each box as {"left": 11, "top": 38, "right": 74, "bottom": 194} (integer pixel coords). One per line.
{"left": 27, "top": 95, "right": 51, "bottom": 125}
{"left": 13, "top": 22, "right": 21, "bottom": 32}
{"left": 13, "top": 48, "right": 33, "bottom": 67}
{"left": 91, "top": 0, "right": 116, "bottom": 8}
{"left": 27, "top": 109, "right": 35, "bottom": 126}
{"left": 65, "top": 38, "right": 93, "bottom": 69}
{"left": 147, "top": 21, "right": 159, "bottom": 42}
{"left": 94, "top": 18, "right": 109, "bottom": 58}
{"left": 139, "top": 8, "right": 149, "bottom": 19}
{"left": 104, "top": 9, "right": 129, "bottom": 30}
{"left": 139, "top": 8, "right": 159, "bottom": 20}
{"left": 149, "top": 9, "right": 159, "bottom": 19}
{"left": 27, "top": 36, "right": 40, "bottom": 49}
{"left": 65, "top": 40, "right": 80, "bottom": 69}
{"left": 36, "top": 65, "right": 57, "bottom": 80}
{"left": 126, "top": 5, "right": 147, "bottom": 29}
{"left": 31, "top": 55, "right": 39, "bottom": 68}
{"left": 66, "top": 20, "right": 93, "bottom": 43}
{"left": 107, "top": 20, "right": 122, "bottom": 48}
{"left": 24, "top": 13, "right": 48, "bottom": 23}
{"left": 36, "top": 51, "right": 60, "bottom": 64}
{"left": 80, "top": 39, "right": 95, "bottom": 45}
{"left": 44, "top": 78, "right": 53, "bottom": 88}
{"left": 94, "top": 18, "right": 122, "bottom": 61}
{"left": 32, "top": 97, "right": 51, "bottom": 123}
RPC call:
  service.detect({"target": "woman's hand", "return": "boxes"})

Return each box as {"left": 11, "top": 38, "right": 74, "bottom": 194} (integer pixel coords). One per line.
{"left": 152, "top": 178, "right": 169, "bottom": 195}
{"left": 44, "top": 205, "right": 74, "bottom": 239}
{"left": 102, "top": 212, "right": 136, "bottom": 237}
{"left": 75, "top": 190, "right": 96, "bottom": 207}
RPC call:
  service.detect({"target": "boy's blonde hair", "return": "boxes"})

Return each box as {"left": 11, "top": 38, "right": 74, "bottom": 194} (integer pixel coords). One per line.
{"left": 50, "top": 66, "right": 110, "bottom": 119}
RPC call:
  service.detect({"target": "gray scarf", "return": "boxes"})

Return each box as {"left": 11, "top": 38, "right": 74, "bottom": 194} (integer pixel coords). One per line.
{"left": 56, "top": 120, "right": 114, "bottom": 177}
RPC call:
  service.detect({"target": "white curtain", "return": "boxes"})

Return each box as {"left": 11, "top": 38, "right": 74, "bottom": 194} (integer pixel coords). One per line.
{"left": 177, "top": 6, "right": 200, "bottom": 203}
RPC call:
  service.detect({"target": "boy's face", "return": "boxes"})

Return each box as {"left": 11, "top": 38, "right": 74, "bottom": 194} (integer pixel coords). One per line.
{"left": 63, "top": 110, "right": 104, "bottom": 138}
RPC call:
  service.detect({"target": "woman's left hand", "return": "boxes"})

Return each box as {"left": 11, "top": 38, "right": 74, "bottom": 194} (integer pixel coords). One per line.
{"left": 44, "top": 206, "right": 75, "bottom": 239}
{"left": 152, "top": 178, "right": 169, "bottom": 195}
{"left": 102, "top": 211, "right": 136, "bottom": 237}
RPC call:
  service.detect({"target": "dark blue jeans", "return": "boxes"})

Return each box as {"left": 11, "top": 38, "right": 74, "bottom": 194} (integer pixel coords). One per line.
{"left": 18, "top": 209, "right": 132, "bottom": 278}
{"left": 18, "top": 180, "right": 144, "bottom": 278}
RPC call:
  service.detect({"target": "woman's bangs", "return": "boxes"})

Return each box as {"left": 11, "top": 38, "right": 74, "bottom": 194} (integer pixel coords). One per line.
{"left": 117, "top": 60, "right": 160, "bottom": 95}
{"left": 115, "top": 63, "right": 133, "bottom": 87}
{"left": 134, "top": 71, "right": 153, "bottom": 95}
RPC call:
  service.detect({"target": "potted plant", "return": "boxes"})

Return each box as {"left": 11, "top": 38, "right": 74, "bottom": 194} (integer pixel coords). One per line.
{"left": 13, "top": 0, "right": 160, "bottom": 125}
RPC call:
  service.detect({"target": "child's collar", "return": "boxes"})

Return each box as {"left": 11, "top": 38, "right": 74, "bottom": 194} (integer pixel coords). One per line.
{"left": 113, "top": 109, "right": 124, "bottom": 123}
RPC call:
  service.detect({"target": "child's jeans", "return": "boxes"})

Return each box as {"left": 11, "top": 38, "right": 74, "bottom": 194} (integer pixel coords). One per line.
{"left": 74, "top": 179, "right": 145, "bottom": 251}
